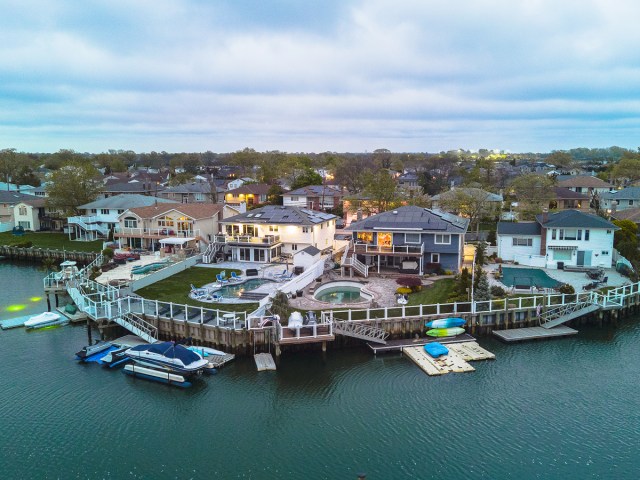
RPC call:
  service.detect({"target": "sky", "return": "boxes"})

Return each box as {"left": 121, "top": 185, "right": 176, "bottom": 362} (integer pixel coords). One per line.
{"left": 1, "top": 0, "right": 640, "bottom": 154}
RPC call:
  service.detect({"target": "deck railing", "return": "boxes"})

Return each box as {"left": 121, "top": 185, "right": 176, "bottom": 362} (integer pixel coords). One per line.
{"left": 353, "top": 243, "right": 424, "bottom": 255}
{"left": 212, "top": 234, "right": 281, "bottom": 246}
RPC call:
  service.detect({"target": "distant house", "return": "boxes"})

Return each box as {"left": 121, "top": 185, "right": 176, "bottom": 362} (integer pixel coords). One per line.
{"left": 102, "top": 181, "right": 164, "bottom": 198}
{"left": 0, "top": 191, "right": 41, "bottom": 226}
{"left": 557, "top": 176, "right": 613, "bottom": 196}
{"left": 550, "top": 187, "right": 590, "bottom": 211}
{"left": 13, "top": 197, "right": 64, "bottom": 232}
{"left": 345, "top": 206, "right": 469, "bottom": 274}
{"left": 68, "top": 194, "right": 178, "bottom": 241}
{"left": 430, "top": 187, "right": 503, "bottom": 219}
{"left": 397, "top": 172, "right": 421, "bottom": 192}
{"left": 216, "top": 205, "right": 337, "bottom": 262}
{"left": 224, "top": 183, "right": 271, "bottom": 208}
{"left": 158, "top": 182, "right": 222, "bottom": 204}
{"left": 600, "top": 187, "right": 640, "bottom": 213}
{"left": 282, "top": 185, "right": 342, "bottom": 211}
{"left": 497, "top": 210, "right": 617, "bottom": 269}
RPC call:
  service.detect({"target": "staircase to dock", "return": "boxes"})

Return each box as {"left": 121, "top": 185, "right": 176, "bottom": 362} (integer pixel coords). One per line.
{"left": 333, "top": 320, "right": 389, "bottom": 344}
{"left": 113, "top": 312, "right": 158, "bottom": 343}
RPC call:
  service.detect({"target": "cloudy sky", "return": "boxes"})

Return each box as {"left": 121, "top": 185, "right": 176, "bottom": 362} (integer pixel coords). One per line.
{"left": 1, "top": 0, "right": 639, "bottom": 153}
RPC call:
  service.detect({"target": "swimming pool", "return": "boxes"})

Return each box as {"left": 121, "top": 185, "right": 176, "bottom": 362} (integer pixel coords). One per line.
{"left": 500, "top": 267, "right": 561, "bottom": 289}
{"left": 314, "top": 281, "right": 373, "bottom": 304}
{"left": 213, "top": 278, "right": 274, "bottom": 297}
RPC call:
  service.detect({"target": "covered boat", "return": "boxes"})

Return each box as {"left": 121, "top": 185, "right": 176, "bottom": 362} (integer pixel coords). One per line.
{"left": 76, "top": 340, "right": 112, "bottom": 361}
{"left": 424, "top": 342, "right": 449, "bottom": 358}
{"left": 24, "top": 312, "right": 61, "bottom": 329}
{"left": 425, "top": 317, "right": 466, "bottom": 329}
{"left": 124, "top": 341, "right": 208, "bottom": 376}
{"left": 426, "top": 327, "right": 465, "bottom": 337}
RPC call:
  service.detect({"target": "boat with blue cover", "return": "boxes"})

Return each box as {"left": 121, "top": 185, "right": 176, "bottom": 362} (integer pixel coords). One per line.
{"left": 425, "top": 317, "right": 466, "bottom": 329}
{"left": 424, "top": 342, "right": 449, "bottom": 358}
{"left": 124, "top": 341, "right": 208, "bottom": 376}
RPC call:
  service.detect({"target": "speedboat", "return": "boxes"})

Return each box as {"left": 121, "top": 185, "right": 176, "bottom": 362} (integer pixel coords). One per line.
{"left": 124, "top": 341, "right": 208, "bottom": 376}
{"left": 24, "top": 311, "right": 62, "bottom": 329}
{"left": 75, "top": 340, "right": 112, "bottom": 361}
{"left": 100, "top": 344, "right": 131, "bottom": 368}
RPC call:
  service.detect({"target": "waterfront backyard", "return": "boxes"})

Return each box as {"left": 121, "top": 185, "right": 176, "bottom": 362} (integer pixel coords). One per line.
{"left": 0, "top": 231, "right": 103, "bottom": 252}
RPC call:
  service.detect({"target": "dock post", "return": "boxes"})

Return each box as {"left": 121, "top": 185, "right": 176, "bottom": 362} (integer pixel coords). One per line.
{"left": 46, "top": 294, "right": 51, "bottom": 312}
{"left": 54, "top": 294, "right": 59, "bottom": 308}
{"left": 86, "top": 318, "right": 93, "bottom": 345}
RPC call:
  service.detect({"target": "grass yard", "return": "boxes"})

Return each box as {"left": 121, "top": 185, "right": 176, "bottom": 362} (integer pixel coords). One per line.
{"left": 135, "top": 266, "right": 258, "bottom": 314}
{"left": 407, "top": 278, "right": 457, "bottom": 306}
{"left": 0, "top": 232, "right": 103, "bottom": 252}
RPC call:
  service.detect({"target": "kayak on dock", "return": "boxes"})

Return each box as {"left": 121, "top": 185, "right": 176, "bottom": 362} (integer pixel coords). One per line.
{"left": 426, "top": 327, "right": 465, "bottom": 337}
{"left": 425, "top": 317, "right": 466, "bottom": 329}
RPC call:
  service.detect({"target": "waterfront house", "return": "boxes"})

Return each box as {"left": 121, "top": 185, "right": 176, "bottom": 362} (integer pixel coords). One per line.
{"left": 344, "top": 206, "right": 470, "bottom": 274}
{"left": 216, "top": 205, "right": 337, "bottom": 262}
{"left": 68, "top": 194, "right": 178, "bottom": 241}
{"left": 282, "top": 185, "right": 342, "bottom": 211}
{"left": 0, "top": 191, "right": 39, "bottom": 227}
{"left": 158, "top": 182, "right": 223, "bottom": 204}
{"left": 114, "top": 203, "right": 224, "bottom": 252}
{"left": 497, "top": 209, "right": 618, "bottom": 269}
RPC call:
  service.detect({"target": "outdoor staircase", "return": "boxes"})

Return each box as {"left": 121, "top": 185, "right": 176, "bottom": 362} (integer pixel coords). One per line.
{"left": 112, "top": 311, "right": 158, "bottom": 343}
{"left": 203, "top": 242, "right": 225, "bottom": 264}
{"left": 333, "top": 320, "right": 389, "bottom": 344}
{"left": 68, "top": 216, "right": 110, "bottom": 237}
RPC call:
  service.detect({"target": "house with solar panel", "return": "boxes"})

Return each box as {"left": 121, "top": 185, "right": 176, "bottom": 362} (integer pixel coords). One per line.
{"left": 343, "top": 206, "right": 470, "bottom": 275}
{"left": 497, "top": 210, "right": 618, "bottom": 269}
{"left": 213, "top": 205, "right": 337, "bottom": 263}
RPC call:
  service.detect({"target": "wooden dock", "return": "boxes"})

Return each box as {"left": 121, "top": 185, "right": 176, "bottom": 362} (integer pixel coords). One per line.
{"left": 207, "top": 353, "right": 236, "bottom": 369}
{"left": 367, "top": 333, "right": 475, "bottom": 354}
{"left": 404, "top": 346, "right": 475, "bottom": 376}
{"left": 254, "top": 353, "right": 277, "bottom": 371}
{"left": 447, "top": 342, "right": 496, "bottom": 361}
{"left": 0, "top": 314, "right": 31, "bottom": 330}
{"left": 492, "top": 326, "right": 578, "bottom": 343}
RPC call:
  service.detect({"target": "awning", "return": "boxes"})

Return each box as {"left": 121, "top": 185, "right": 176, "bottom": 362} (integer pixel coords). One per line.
{"left": 159, "top": 237, "right": 195, "bottom": 245}
{"left": 547, "top": 245, "right": 577, "bottom": 250}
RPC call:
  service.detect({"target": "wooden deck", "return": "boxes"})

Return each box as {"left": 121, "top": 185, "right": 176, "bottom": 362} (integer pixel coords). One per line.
{"left": 403, "top": 341, "right": 495, "bottom": 376}
{"left": 254, "top": 353, "right": 277, "bottom": 371}
{"left": 278, "top": 324, "right": 335, "bottom": 345}
{"left": 492, "top": 326, "right": 578, "bottom": 342}
{"left": 367, "top": 333, "right": 475, "bottom": 353}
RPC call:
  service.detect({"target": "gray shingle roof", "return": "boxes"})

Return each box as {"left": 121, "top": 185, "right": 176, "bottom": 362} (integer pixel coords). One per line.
{"left": 221, "top": 205, "right": 336, "bottom": 226}
{"left": 285, "top": 185, "right": 341, "bottom": 197}
{"left": 535, "top": 210, "right": 617, "bottom": 229}
{"left": 497, "top": 222, "right": 541, "bottom": 235}
{"left": 299, "top": 245, "right": 321, "bottom": 256}
{"left": 345, "top": 206, "right": 469, "bottom": 233}
{"left": 600, "top": 186, "right": 640, "bottom": 200}
{"left": 79, "top": 194, "right": 178, "bottom": 210}
{"left": 553, "top": 187, "right": 589, "bottom": 200}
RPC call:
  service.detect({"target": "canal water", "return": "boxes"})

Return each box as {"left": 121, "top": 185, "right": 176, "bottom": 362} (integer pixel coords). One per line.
{"left": 1, "top": 261, "right": 639, "bottom": 479}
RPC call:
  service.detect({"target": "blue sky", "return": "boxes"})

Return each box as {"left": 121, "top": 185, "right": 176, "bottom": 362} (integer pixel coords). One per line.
{"left": 1, "top": 0, "right": 639, "bottom": 153}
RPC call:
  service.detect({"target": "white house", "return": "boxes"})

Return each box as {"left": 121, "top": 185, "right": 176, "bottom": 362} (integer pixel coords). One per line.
{"left": 497, "top": 210, "right": 618, "bottom": 269}
{"left": 216, "top": 205, "right": 337, "bottom": 263}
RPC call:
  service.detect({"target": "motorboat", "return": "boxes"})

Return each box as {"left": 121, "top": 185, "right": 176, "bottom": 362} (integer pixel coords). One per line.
{"left": 24, "top": 311, "right": 62, "bottom": 329}
{"left": 187, "top": 345, "right": 226, "bottom": 357}
{"left": 100, "top": 344, "right": 131, "bottom": 368}
{"left": 75, "top": 340, "right": 113, "bottom": 361}
{"left": 124, "top": 341, "right": 208, "bottom": 376}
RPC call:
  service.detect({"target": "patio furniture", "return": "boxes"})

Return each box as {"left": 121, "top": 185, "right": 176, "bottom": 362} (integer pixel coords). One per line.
{"left": 216, "top": 273, "right": 229, "bottom": 284}
{"left": 230, "top": 271, "right": 243, "bottom": 282}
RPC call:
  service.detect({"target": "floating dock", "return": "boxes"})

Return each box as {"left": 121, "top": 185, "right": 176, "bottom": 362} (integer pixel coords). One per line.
{"left": 0, "top": 314, "right": 32, "bottom": 330}
{"left": 403, "top": 341, "right": 495, "bottom": 376}
{"left": 492, "top": 326, "right": 578, "bottom": 343}
{"left": 206, "top": 353, "right": 235, "bottom": 369}
{"left": 254, "top": 353, "right": 277, "bottom": 371}
{"left": 367, "top": 333, "right": 475, "bottom": 354}
{"left": 56, "top": 306, "right": 88, "bottom": 323}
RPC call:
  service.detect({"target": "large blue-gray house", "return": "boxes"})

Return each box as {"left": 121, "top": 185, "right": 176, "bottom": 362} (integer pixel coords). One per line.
{"left": 344, "top": 206, "right": 469, "bottom": 274}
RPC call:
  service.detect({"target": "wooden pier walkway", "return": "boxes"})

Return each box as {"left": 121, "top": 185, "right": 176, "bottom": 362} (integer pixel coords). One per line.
{"left": 493, "top": 326, "right": 578, "bottom": 343}
{"left": 254, "top": 353, "right": 277, "bottom": 371}
{"left": 367, "top": 333, "right": 475, "bottom": 354}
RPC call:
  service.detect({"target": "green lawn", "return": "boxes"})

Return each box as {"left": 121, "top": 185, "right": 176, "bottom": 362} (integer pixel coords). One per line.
{"left": 135, "top": 266, "right": 258, "bottom": 314}
{"left": 0, "top": 232, "right": 103, "bottom": 252}
{"left": 407, "top": 278, "right": 457, "bottom": 305}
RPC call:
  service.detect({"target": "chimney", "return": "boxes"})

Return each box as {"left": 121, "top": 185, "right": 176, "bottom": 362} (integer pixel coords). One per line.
{"left": 541, "top": 207, "right": 548, "bottom": 224}
{"left": 356, "top": 208, "right": 363, "bottom": 221}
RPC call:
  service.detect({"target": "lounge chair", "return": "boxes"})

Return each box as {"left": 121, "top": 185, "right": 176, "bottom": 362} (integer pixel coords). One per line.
{"left": 230, "top": 271, "right": 243, "bottom": 282}
{"left": 278, "top": 272, "right": 294, "bottom": 281}
{"left": 190, "top": 284, "right": 208, "bottom": 299}
{"left": 271, "top": 269, "right": 287, "bottom": 279}
{"left": 216, "top": 273, "right": 229, "bottom": 284}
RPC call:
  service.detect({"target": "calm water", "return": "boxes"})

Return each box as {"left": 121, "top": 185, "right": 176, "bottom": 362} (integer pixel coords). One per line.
{"left": 1, "top": 261, "right": 640, "bottom": 479}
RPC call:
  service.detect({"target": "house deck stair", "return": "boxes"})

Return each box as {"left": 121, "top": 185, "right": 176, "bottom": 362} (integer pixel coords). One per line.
{"left": 333, "top": 320, "right": 388, "bottom": 344}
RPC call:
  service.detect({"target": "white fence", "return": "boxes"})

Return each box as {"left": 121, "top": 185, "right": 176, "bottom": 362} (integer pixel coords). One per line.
{"left": 277, "top": 258, "right": 325, "bottom": 295}
{"left": 513, "top": 253, "right": 546, "bottom": 268}
{"left": 130, "top": 254, "right": 202, "bottom": 291}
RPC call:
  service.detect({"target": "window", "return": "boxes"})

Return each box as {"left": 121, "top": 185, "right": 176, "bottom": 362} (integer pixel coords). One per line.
{"left": 405, "top": 233, "right": 421, "bottom": 244}
{"left": 562, "top": 229, "right": 577, "bottom": 240}
{"left": 585, "top": 229, "right": 590, "bottom": 241}
{"left": 431, "top": 253, "right": 440, "bottom": 263}
{"left": 239, "top": 248, "right": 251, "bottom": 261}
{"left": 553, "top": 250, "right": 572, "bottom": 261}
{"left": 512, "top": 238, "right": 533, "bottom": 246}
{"left": 91, "top": 209, "right": 97, "bottom": 214}
{"left": 291, "top": 244, "right": 298, "bottom": 251}
{"left": 630, "top": 200, "right": 634, "bottom": 206}
{"left": 158, "top": 216, "right": 174, "bottom": 227}
{"left": 302, "top": 227, "right": 310, "bottom": 233}
{"left": 434, "top": 234, "right": 451, "bottom": 244}
{"left": 577, "top": 230, "right": 582, "bottom": 240}
{"left": 291, "top": 196, "right": 299, "bottom": 202}
{"left": 101, "top": 209, "right": 109, "bottom": 215}
{"left": 18, "top": 206, "right": 27, "bottom": 216}
{"left": 269, "top": 225, "right": 278, "bottom": 232}
{"left": 18, "top": 221, "right": 30, "bottom": 229}
{"left": 602, "top": 250, "right": 610, "bottom": 255}
{"left": 551, "top": 229, "right": 557, "bottom": 240}
{"left": 606, "top": 230, "right": 612, "bottom": 234}
{"left": 124, "top": 217, "right": 138, "bottom": 228}
{"left": 117, "top": 210, "right": 124, "bottom": 214}
{"left": 257, "top": 249, "right": 266, "bottom": 262}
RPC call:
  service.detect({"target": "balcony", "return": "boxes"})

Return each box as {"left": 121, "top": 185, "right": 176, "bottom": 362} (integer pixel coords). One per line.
{"left": 115, "top": 226, "right": 200, "bottom": 238}
{"left": 353, "top": 242, "right": 423, "bottom": 256}
{"left": 213, "top": 234, "right": 281, "bottom": 246}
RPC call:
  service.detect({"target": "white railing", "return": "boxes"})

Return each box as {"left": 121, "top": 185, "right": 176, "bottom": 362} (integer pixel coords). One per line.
{"left": 115, "top": 227, "right": 201, "bottom": 238}
{"left": 275, "top": 319, "right": 334, "bottom": 342}
{"left": 341, "top": 239, "right": 353, "bottom": 266}
{"left": 353, "top": 243, "right": 424, "bottom": 255}
{"left": 213, "top": 234, "right": 281, "bottom": 245}
{"left": 277, "top": 258, "right": 325, "bottom": 295}
{"left": 350, "top": 254, "right": 369, "bottom": 277}
{"left": 68, "top": 216, "right": 110, "bottom": 236}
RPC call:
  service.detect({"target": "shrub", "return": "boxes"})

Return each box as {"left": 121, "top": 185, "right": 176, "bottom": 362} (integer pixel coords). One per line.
{"left": 396, "top": 287, "right": 412, "bottom": 295}
{"left": 102, "top": 247, "right": 114, "bottom": 259}
{"left": 13, "top": 241, "right": 33, "bottom": 248}
{"left": 491, "top": 285, "right": 507, "bottom": 298}
{"left": 396, "top": 276, "right": 422, "bottom": 288}
{"left": 556, "top": 283, "right": 575, "bottom": 294}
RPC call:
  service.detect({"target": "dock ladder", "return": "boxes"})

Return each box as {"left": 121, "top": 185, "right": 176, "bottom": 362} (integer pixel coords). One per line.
{"left": 333, "top": 319, "right": 388, "bottom": 344}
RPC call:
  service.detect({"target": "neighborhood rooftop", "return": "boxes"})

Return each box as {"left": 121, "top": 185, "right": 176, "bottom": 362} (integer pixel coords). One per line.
{"left": 535, "top": 209, "right": 618, "bottom": 229}
{"left": 345, "top": 206, "right": 469, "bottom": 232}
{"left": 79, "top": 194, "right": 178, "bottom": 210}
{"left": 124, "top": 202, "right": 222, "bottom": 220}
{"left": 497, "top": 222, "right": 541, "bottom": 235}
{"left": 221, "top": 205, "right": 336, "bottom": 225}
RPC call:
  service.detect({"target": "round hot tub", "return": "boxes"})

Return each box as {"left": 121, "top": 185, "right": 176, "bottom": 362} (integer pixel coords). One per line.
{"left": 313, "top": 281, "right": 373, "bottom": 304}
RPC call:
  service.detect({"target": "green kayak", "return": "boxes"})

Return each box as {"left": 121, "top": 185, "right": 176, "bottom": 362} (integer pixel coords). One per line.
{"left": 426, "top": 327, "right": 465, "bottom": 337}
